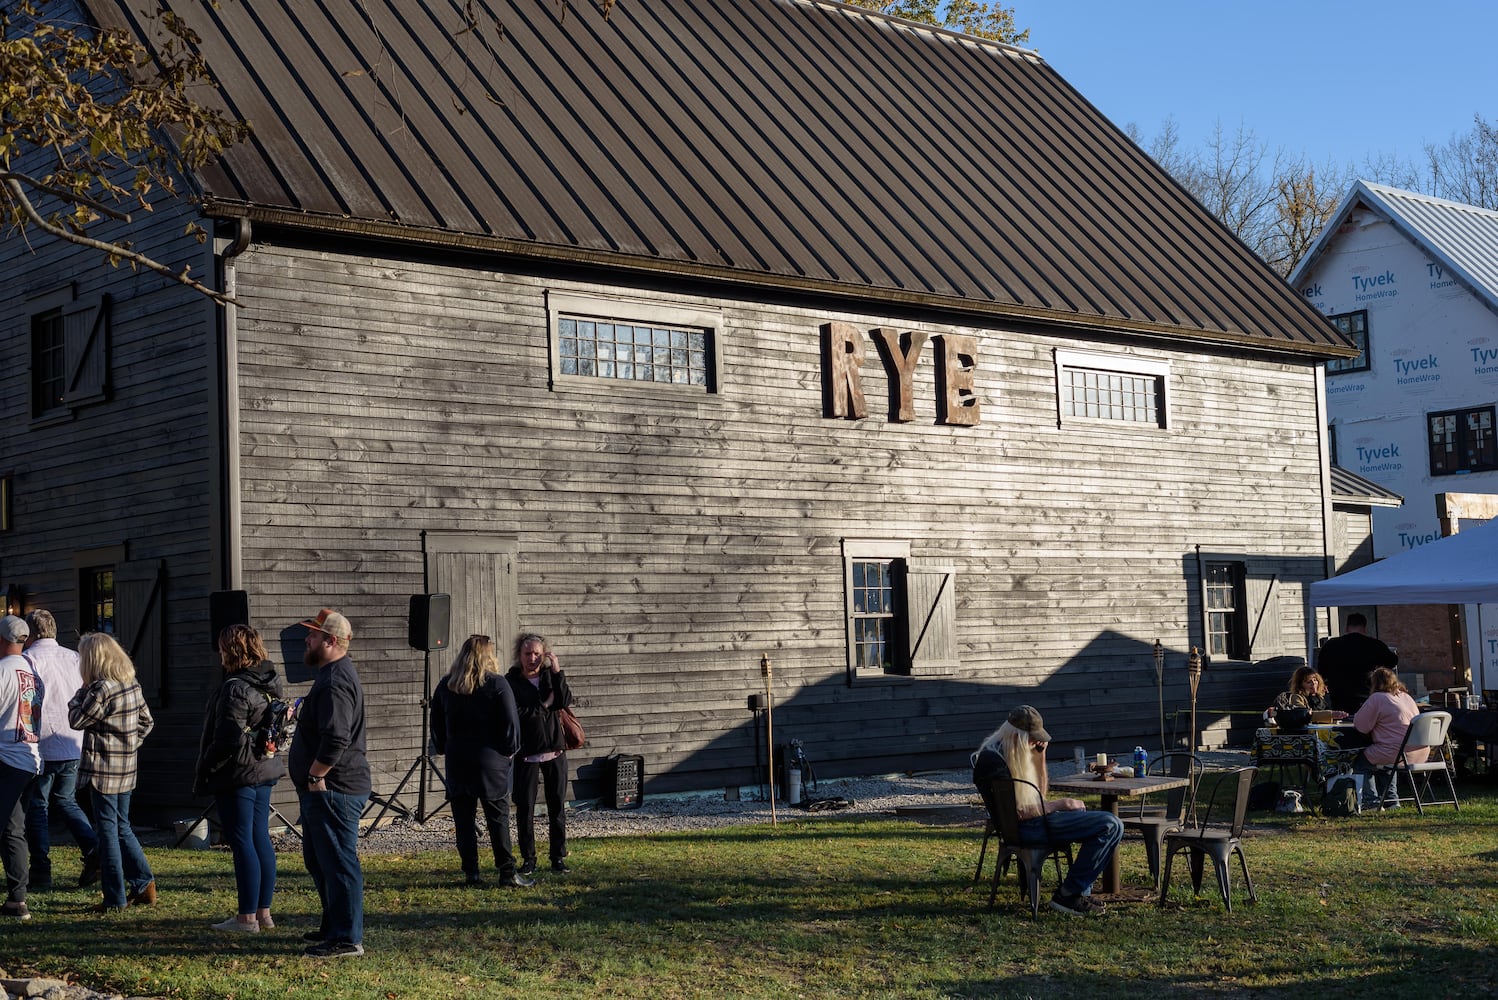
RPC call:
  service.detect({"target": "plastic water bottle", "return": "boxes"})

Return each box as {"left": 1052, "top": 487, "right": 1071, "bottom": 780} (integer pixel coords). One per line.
{"left": 1133, "top": 746, "right": 1148, "bottom": 778}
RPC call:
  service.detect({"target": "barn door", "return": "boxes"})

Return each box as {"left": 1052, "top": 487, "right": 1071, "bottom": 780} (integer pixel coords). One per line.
{"left": 116, "top": 558, "right": 165, "bottom": 704}
{"left": 423, "top": 532, "right": 518, "bottom": 654}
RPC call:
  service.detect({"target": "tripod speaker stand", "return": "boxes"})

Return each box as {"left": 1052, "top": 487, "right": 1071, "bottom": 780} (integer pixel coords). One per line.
{"left": 363, "top": 594, "right": 451, "bottom": 833}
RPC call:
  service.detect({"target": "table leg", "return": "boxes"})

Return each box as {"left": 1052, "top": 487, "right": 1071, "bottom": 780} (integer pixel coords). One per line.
{"left": 1099, "top": 793, "right": 1121, "bottom": 894}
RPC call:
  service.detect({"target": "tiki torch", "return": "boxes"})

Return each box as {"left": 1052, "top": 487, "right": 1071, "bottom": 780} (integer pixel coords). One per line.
{"left": 1187, "top": 645, "right": 1203, "bottom": 753}
{"left": 1154, "top": 639, "right": 1166, "bottom": 757}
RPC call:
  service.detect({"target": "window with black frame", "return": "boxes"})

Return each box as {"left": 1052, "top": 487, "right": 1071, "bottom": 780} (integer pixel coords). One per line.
{"left": 1205, "top": 562, "right": 1246, "bottom": 660}
{"left": 1428, "top": 405, "right": 1497, "bottom": 476}
{"left": 1326, "top": 310, "right": 1369, "bottom": 374}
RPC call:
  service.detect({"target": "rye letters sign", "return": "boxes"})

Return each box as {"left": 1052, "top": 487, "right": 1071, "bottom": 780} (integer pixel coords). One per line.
{"left": 821, "top": 322, "right": 980, "bottom": 426}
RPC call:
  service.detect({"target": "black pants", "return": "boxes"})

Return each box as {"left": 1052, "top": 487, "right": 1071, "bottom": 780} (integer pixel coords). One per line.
{"left": 513, "top": 753, "right": 568, "bottom": 866}
{"left": 1, "top": 765, "right": 34, "bottom": 904}
{"left": 450, "top": 792, "right": 517, "bottom": 878}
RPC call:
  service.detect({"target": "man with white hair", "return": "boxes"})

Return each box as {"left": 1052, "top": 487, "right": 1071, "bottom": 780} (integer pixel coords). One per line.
{"left": 0, "top": 615, "right": 42, "bottom": 919}
{"left": 22, "top": 609, "right": 99, "bottom": 891}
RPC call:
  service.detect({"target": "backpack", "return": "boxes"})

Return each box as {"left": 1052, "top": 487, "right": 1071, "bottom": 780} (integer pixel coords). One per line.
{"left": 1322, "top": 773, "right": 1363, "bottom": 817}
{"left": 236, "top": 677, "right": 299, "bottom": 761}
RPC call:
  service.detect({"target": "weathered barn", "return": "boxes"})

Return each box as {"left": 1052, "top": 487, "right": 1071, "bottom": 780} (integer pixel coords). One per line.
{"left": 1, "top": 0, "right": 1355, "bottom": 821}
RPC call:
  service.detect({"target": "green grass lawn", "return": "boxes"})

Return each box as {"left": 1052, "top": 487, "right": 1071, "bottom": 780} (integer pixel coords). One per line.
{"left": 5, "top": 783, "right": 1498, "bottom": 999}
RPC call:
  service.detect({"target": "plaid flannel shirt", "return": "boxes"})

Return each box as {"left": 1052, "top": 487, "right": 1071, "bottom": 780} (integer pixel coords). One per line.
{"left": 68, "top": 678, "right": 154, "bottom": 794}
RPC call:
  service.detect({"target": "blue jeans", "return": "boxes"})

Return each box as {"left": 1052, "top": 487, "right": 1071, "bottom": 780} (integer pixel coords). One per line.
{"left": 26, "top": 759, "right": 99, "bottom": 871}
{"left": 0, "top": 764, "right": 33, "bottom": 904}
{"left": 1020, "top": 807, "right": 1124, "bottom": 898}
{"left": 300, "top": 790, "right": 367, "bottom": 945}
{"left": 90, "top": 790, "right": 154, "bottom": 909}
{"left": 217, "top": 782, "right": 278, "bottom": 915}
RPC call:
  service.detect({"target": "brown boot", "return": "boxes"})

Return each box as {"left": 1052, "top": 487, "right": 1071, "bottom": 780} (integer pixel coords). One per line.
{"left": 127, "top": 880, "right": 157, "bottom": 906}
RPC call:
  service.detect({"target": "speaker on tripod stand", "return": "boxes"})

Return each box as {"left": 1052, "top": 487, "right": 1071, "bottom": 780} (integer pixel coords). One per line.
{"left": 364, "top": 594, "right": 451, "bottom": 832}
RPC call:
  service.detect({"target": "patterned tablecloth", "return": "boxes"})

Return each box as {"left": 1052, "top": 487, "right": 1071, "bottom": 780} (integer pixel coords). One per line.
{"left": 1254, "top": 728, "right": 1360, "bottom": 783}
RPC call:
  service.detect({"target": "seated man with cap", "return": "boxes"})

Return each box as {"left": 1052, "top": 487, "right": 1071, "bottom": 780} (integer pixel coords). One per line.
{"left": 972, "top": 705, "right": 1122, "bottom": 916}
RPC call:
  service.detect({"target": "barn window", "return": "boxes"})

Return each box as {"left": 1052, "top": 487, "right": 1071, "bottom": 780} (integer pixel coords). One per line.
{"left": 1428, "top": 405, "right": 1497, "bottom": 476}
{"left": 1054, "top": 348, "right": 1169, "bottom": 427}
{"left": 1325, "top": 310, "right": 1369, "bottom": 374}
{"left": 79, "top": 566, "right": 116, "bottom": 635}
{"left": 1204, "top": 562, "right": 1244, "bottom": 660}
{"left": 546, "top": 291, "right": 722, "bottom": 393}
{"left": 28, "top": 286, "right": 111, "bottom": 422}
{"left": 842, "top": 540, "right": 958, "bottom": 682}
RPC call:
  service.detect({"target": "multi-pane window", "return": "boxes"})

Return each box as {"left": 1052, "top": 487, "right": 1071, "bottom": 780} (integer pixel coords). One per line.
{"left": 1061, "top": 367, "right": 1162, "bottom": 424}
{"left": 850, "top": 559, "right": 896, "bottom": 674}
{"left": 1054, "top": 349, "right": 1170, "bottom": 428}
{"left": 557, "top": 315, "right": 712, "bottom": 388}
{"left": 1429, "top": 406, "right": 1497, "bottom": 476}
{"left": 31, "top": 308, "right": 66, "bottom": 417}
{"left": 1205, "top": 562, "right": 1246, "bottom": 660}
{"left": 80, "top": 567, "right": 115, "bottom": 634}
{"left": 1326, "top": 311, "right": 1370, "bottom": 374}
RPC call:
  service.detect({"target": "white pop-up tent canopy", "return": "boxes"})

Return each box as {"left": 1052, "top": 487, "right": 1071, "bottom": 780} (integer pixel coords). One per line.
{"left": 1309, "top": 517, "right": 1497, "bottom": 694}
{"left": 1309, "top": 517, "right": 1498, "bottom": 606}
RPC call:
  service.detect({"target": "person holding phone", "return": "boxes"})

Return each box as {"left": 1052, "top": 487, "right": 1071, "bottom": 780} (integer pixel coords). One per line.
{"left": 971, "top": 705, "right": 1122, "bottom": 917}
{"left": 506, "top": 634, "right": 575, "bottom": 876}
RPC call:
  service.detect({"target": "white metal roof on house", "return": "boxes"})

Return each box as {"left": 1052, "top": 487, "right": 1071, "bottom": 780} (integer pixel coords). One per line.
{"left": 1291, "top": 180, "right": 1498, "bottom": 316}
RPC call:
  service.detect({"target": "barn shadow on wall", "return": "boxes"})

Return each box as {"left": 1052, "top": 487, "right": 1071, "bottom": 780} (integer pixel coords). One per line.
{"left": 568, "top": 626, "right": 1297, "bottom": 803}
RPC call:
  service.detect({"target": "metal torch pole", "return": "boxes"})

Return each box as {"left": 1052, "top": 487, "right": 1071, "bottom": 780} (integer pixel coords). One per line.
{"left": 762, "top": 653, "right": 776, "bottom": 826}
{"left": 1154, "top": 639, "right": 1166, "bottom": 758}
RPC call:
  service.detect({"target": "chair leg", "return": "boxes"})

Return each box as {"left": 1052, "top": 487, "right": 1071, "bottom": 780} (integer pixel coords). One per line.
{"left": 1187, "top": 849, "right": 1205, "bottom": 894}
{"left": 975, "top": 828, "right": 990, "bottom": 882}
{"left": 1142, "top": 832, "right": 1162, "bottom": 888}
{"left": 1234, "top": 845, "right": 1256, "bottom": 905}
{"left": 1158, "top": 844, "right": 1178, "bottom": 907}
{"left": 1212, "top": 854, "right": 1232, "bottom": 914}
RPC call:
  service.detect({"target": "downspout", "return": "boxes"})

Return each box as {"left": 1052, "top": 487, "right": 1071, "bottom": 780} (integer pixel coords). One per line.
{"left": 213, "top": 217, "right": 251, "bottom": 589}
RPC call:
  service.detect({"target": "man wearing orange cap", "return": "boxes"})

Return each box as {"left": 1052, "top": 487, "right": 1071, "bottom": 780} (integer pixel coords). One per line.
{"left": 290, "top": 609, "right": 370, "bottom": 958}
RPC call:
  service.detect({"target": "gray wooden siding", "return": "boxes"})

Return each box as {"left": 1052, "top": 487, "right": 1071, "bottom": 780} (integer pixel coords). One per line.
{"left": 232, "top": 243, "right": 1327, "bottom": 796}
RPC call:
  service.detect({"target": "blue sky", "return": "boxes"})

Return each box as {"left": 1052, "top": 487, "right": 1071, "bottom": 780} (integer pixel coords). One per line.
{"left": 1018, "top": 0, "right": 1497, "bottom": 175}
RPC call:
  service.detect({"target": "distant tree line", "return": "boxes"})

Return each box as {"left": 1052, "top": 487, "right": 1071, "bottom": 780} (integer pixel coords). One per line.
{"left": 1127, "top": 113, "right": 1498, "bottom": 277}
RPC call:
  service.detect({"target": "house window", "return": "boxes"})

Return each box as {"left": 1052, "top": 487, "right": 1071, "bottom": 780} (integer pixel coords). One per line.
{"left": 1428, "top": 406, "right": 1497, "bottom": 476}
{"left": 1054, "top": 349, "right": 1169, "bottom": 427}
{"left": 1326, "top": 311, "right": 1369, "bottom": 374}
{"left": 851, "top": 558, "right": 897, "bottom": 673}
{"left": 1204, "top": 562, "right": 1246, "bottom": 660}
{"left": 547, "top": 291, "right": 722, "bottom": 393}
{"left": 27, "top": 286, "right": 111, "bottom": 420}
{"left": 842, "top": 540, "right": 958, "bottom": 681}
{"left": 31, "top": 308, "right": 67, "bottom": 418}
{"left": 80, "top": 566, "right": 116, "bottom": 634}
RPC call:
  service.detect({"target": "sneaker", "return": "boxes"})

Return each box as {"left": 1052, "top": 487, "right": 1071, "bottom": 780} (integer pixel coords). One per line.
{"left": 498, "top": 873, "right": 535, "bottom": 888}
{"left": 517, "top": 860, "right": 537, "bottom": 877}
{"left": 304, "top": 941, "right": 364, "bottom": 959}
{"left": 78, "top": 852, "right": 101, "bottom": 888}
{"left": 550, "top": 861, "right": 571, "bottom": 874}
{"left": 212, "top": 916, "right": 260, "bottom": 933}
{"left": 1049, "top": 891, "right": 1105, "bottom": 917}
{"left": 91, "top": 902, "right": 127, "bottom": 914}
{"left": 464, "top": 872, "right": 484, "bottom": 886}
{"left": 258, "top": 915, "right": 275, "bottom": 930}
{"left": 0, "top": 901, "right": 30, "bottom": 921}
{"left": 26, "top": 880, "right": 52, "bottom": 893}
{"left": 301, "top": 930, "right": 328, "bottom": 944}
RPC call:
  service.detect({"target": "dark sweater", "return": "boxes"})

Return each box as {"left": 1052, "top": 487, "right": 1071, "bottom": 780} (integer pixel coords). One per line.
{"left": 505, "top": 665, "right": 573, "bottom": 757}
{"left": 289, "top": 654, "right": 371, "bottom": 794}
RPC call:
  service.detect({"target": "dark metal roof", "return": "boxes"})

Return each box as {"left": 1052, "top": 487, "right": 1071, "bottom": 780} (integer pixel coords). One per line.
{"left": 89, "top": 0, "right": 1354, "bottom": 357}
{"left": 1330, "top": 466, "right": 1403, "bottom": 507}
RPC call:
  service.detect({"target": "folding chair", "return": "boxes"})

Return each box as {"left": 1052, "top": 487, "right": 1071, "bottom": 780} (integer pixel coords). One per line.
{"left": 1384, "top": 710, "right": 1460, "bottom": 814}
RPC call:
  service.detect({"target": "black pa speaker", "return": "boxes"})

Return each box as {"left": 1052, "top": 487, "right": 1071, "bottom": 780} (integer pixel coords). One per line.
{"left": 209, "top": 590, "right": 250, "bottom": 648}
{"left": 408, "top": 593, "right": 451, "bottom": 652}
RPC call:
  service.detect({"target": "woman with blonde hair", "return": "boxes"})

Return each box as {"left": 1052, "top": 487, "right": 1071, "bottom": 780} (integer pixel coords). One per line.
{"left": 193, "top": 625, "right": 286, "bottom": 931}
{"left": 1351, "top": 667, "right": 1426, "bottom": 810}
{"left": 68, "top": 633, "right": 155, "bottom": 912}
{"left": 971, "top": 705, "right": 1122, "bottom": 916}
{"left": 431, "top": 635, "right": 527, "bottom": 886}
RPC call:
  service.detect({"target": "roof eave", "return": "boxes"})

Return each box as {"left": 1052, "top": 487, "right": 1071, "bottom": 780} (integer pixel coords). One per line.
{"left": 208, "top": 200, "right": 1359, "bottom": 362}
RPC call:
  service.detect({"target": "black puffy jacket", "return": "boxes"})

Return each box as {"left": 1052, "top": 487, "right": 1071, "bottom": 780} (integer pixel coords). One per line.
{"left": 193, "top": 661, "right": 288, "bottom": 795}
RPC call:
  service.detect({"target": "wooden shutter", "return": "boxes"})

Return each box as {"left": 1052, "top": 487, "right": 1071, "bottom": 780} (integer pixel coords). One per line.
{"left": 62, "top": 293, "right": 110, "bottom": 406}
{"left": 903, "top": 560, "right": 958, "bottom": 672}
{"left": 116, "top": 558, "right": 166, "bottom": 705}
{"left": 1245, "top": 569, "right": 1283, "bottom": 661}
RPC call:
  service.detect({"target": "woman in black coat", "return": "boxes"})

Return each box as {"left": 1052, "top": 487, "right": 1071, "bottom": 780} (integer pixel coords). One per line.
{"left": 431, "top": 634, "right": 528, "bottom": 887}
{"left": 506, "top": 632, "right": 574, "bottom": 876}
{"left": 193, "top": 625, "right": 286, "bottom": 932}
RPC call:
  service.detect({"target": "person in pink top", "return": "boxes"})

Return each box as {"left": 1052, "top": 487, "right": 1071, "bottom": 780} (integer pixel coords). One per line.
{"left": 1351, "top": 667, "right": 1427, "bottom": 810}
